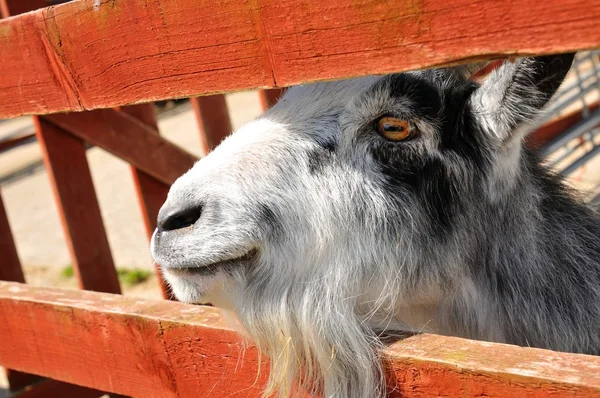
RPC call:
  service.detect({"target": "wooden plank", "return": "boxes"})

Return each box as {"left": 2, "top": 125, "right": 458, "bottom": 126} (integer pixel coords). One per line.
{"left": 0, "top": 282, "right": 266, "bottom": 397}
{"left": 384, "top": 334, "right": 600, "bottom": 398}
{"left": 190, "top": 95, "right": 232, "bottom": 153}
{"left": 129, "top": 170, "right": 172, "bottom": 299}
{"left": 43, "top": 109, "right": 198, "bottom": 186}
{"left": 259, "top": 89, "right": 285, "bottom": 111}
{"left": 119, "top": 104, "right": 172, "bottom": 299}
{"left": 1, "top": 282, "right": 600, "bottom": 398}
{"left": 1, "top": 0, "right": 599, "bottom": 118}
{"left": 35, "top": 118, "right": 121, "bottom": 294}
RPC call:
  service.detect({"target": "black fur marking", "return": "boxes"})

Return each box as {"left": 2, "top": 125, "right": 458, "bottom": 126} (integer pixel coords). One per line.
{"left": 258, "top": 202, "right": 284, "bottom": 239}
{"left": 372, "top": 146, "right": 459, "bottom": 239}
{"left": 307, "top": 140, "right": 337, "bottom": 175}
{"left": 439, "top": 83, "right": 490, "bottom": 171}
{"left": 367, "top": 73, "right": 478, "bottom": 239}
{"left": 386, "top": 74, "right": 442, "bottom": 122}
{"left": 417, "top": 158, "right": 460, "bottom": 237}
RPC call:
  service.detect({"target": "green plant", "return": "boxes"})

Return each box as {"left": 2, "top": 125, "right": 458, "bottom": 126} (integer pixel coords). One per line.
{"left": 116, "top": 268, "right": 152, "bottom": 286}
{"left": 61, "top": 265, "right": 74, "bottom": 278}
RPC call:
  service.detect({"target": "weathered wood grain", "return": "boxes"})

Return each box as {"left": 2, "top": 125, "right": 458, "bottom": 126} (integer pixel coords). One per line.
{"left": 1, "top": 282, "right": 599, "bottom": 397}
{"left": 385, "top": 335, "right": 600, "bottom": 397}
{"left": 43, "top": 109, "right": 198, "bottom": 186}
{"left": 0, "top": 282, "right": 266, "bottom": 397}
{"left": 0, "top": 0, "right": 599, "bottom": 118}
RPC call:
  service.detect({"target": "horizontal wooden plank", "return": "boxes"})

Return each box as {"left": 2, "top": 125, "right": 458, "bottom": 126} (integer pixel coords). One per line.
{"left": 1, "top": 0, "right": 599, "bottom": 118}
{"left": 0, "top": 282, "right": 266, "bottom": 397}
{"left": 386, "top": 336, "right": 600, "bottom": 397}
{"left": 1, "top": 282, "right": 599, "bottom": 397}
{"left": 43, "top": 109, "right": 198, "bottom": 185}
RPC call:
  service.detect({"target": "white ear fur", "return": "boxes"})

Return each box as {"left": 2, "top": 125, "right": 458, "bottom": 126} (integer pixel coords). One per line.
{"left": 469, "top": 54, "right": 574, "bottom": 144}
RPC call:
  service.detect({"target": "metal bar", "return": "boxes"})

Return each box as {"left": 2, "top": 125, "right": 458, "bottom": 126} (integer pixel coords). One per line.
{"left": 539, "top": 110, "right": 600, "bottom": 157}
{"left": 560, "top": 141, "right": 600, "bottom": 176}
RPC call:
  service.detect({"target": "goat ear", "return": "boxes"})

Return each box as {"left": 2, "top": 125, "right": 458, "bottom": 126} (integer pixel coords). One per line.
{"left": 469, "top": 53, "right": 575, "bottom": 143}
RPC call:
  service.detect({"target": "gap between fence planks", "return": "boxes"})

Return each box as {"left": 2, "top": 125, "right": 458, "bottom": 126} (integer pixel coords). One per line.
{"left": 1, "top": 281, "right": 599, "bottom": 398}
{"left": 0, "top": 0, "right": 599, "bottom": 118}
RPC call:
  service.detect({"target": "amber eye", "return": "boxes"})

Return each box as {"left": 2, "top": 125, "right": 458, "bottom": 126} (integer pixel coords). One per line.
{"left": 376, "top": 117, "right": 413, "bottom": 141}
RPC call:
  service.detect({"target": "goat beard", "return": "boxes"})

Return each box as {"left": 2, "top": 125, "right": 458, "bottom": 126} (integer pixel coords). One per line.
{"left": 231, "top": 272, "right": 390, "bottom": 398}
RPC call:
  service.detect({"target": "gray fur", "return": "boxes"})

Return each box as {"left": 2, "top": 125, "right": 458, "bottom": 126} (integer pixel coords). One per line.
{"left": 151, "top": 53, "right": 600, "bottom": 397}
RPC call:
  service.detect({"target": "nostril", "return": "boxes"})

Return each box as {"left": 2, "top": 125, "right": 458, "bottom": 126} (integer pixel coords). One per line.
{"left": 160, "top": 206, "right": 202, "bottom": 231}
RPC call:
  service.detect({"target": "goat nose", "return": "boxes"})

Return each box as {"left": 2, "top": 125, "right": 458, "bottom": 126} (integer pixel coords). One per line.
{"left": 157, "top": 205, "right": 202, "bottom": 231}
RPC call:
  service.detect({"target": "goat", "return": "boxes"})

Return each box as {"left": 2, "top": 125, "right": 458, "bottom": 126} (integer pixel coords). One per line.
{"left": 151, "top": 53, "right": 600, "bottom": 397}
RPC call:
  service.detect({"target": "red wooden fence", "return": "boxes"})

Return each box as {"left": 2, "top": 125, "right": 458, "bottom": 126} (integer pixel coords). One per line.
{"left": 0, "top": 0, "right": 598, "bottom": 396}
{"left": 2, "top": 282, "right": 600, "bottom": 397}
{"left": 0, "top": 0, "right": 599, "bottom": 118}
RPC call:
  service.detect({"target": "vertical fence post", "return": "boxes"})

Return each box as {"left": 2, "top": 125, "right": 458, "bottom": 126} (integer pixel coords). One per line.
{"left": 190, "top": 95, "right": 233, "bottom": 154}
{"left": 35, "top": 118, "right": 121, "bottom": 293}
{"left": 0, "top": 191, "right": 24, "bottom": 283}
{"left": 259, "top": 89, "right": 285, "bottom": 111}
{"left": 119, "top": 104, "right": 172, "bottom": 299}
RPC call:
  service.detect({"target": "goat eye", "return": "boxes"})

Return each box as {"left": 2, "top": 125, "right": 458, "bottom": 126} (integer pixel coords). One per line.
{"left": 376, "top": 117, "right": 413, "bottom": 141}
